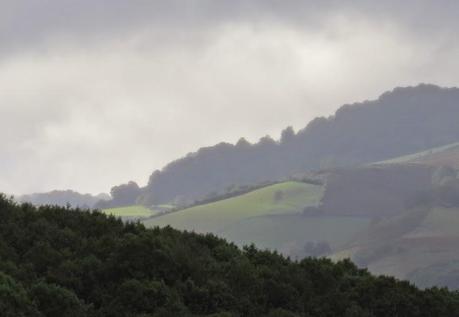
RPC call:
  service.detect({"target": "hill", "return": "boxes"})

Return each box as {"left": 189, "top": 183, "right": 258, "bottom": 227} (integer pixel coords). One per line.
{"left": 145, "top": 163, "right": 459, "bottom": 289}
{"left": 2, "top": 194, "right": 459, "bottom": 316}
{"left": 330, "top": 205, "right": 459, "bottom": 290}
{"left": 102, "top": 205, "right": 156, "bottom": 219}
{"left": 143, "top": 181, "right": 323, "bottom": 233}
{"left": 320, "top": 164, "right": 434, "bottom": 217}
{"left": 140, "top": 84, "right": 459, "bottom": 205}
{"left": 319, "top": 164, "right": 459, "bottom": 289}
{"left": 101, "top": 204, "right": 174, "bottom": 220}
{"left": 375, "top": 142, "right": 459, "bottom": 168}
{"left": 17, "top": 190, "right": 110, "bottom": 209}
{"left": 144, "top": 181, "right": 371, "bottom": 258}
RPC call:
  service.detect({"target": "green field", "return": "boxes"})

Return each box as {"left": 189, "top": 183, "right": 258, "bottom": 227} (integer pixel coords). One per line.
{"left": 143, "top": 181, "right": 324, "bottom": 233}
{"left": 102, "top": 205, "right": 155, "bottom": 218}
{"left": 143, "top": 181, "right": 372, "bottom": 255}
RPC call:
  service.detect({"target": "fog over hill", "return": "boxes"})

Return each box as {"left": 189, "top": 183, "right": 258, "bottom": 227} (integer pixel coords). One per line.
{"left": 140, "top": 84, "right": 459, "bottom": 205}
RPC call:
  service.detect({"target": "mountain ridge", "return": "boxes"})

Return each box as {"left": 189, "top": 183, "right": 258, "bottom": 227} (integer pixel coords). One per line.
{"left": 139, "top": 84, "right": 459, "bottom": 205}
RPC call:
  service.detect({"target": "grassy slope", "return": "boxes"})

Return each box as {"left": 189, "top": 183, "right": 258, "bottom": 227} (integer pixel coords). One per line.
{"left": 143, "top": 182, "right": 323, "bottom": 233}
{"left": 364, "top": 147, "right": 459, "bottom": 286}
{"left": 143, "top": 181, "right": 371, "bottom": 255}
{"left": 333, "top": 206, "right": 459, "bottom": 286}
{"left": 374, "top": 142, "right": 459, "bottom": 166}
{"left": 102, "top": 205, "right": 155, "bottom": 218}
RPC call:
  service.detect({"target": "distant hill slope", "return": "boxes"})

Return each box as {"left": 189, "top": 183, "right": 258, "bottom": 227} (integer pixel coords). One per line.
{"left": 18, "top": 190, "right": 109, "bottom": 208}
{"left": 102, "top": 204, "right": 174, "bottom": 220}
{"left": 146, "top": 163, "right": 459, "bottom": 289}
{"left": 319, "top": 163, "right": 459, "bottom": 289}
{"left": 142, "top": 84, "right": 459, "bottom": 204}
{"left": 144, "top": 181, "right": 370, "bottom": 260}
{"left": 375, "top": 142, "right": 459, "bottom": 168}
{"left": 102, "top": 205, "right": 155, "bottom": 219}
{"left": 144, "top": 181, "right": 323, "bottom": 234}
{"left": 320, "top": 164, "right": 434, "bottom": 217}
{"left": 331, "top": 205, "right": 459, "bottom": 290}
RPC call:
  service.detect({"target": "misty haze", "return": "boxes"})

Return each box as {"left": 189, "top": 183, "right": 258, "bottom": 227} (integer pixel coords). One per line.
{"left": 3, "top": 1, "right": 459, "bottom": 316}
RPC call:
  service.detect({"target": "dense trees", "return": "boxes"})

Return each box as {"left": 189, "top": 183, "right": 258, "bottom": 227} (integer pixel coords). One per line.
{"left": 1, "top": 194, "right": 459, "bottom": 316}
{"left": 110, "top": 181, "right": 141, "bottom": 206}
{"left": 95, "top": 181, "right": 141, "bottom": 209}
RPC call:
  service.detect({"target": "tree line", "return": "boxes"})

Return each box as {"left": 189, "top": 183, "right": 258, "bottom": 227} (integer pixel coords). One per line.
{"left": 1, "top": 194, "right": 459, "bottom": 316}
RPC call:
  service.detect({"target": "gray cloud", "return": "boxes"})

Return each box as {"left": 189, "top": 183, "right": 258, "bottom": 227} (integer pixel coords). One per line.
{"left": 2, "top": 1, "right": 459, "bottom": 53}
{"left": 1, "top": 1, "right": 459, "bottom": 195}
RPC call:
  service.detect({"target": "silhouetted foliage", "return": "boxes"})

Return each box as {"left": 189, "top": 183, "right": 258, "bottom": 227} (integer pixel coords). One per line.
{"left": 18, "top": 190, "right": 109, "bottom": 209}
{"left": 142, "top": 85, "right": 459, "bottom": 204}
{"left": 111, "top": 181, "right": 141, "bottom": 206}
{"left": 96, "top": 181, "right": 141, "bottom": 209}
{"left": 1, "top": 194, "right": 459, "bottom": 316}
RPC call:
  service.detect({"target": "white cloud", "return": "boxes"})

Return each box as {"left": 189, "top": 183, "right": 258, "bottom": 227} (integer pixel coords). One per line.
{"left": 1, "top": 1, "right": 459, "bottom": 195}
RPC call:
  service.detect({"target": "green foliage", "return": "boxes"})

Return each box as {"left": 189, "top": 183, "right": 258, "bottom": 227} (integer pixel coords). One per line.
{"left": 0, "top": 272, "right": 40, "bottom": 317}
{"left": 1, "top": 194, "right": 459, "bottom": 316}
{"left": 30, "top": 282, "right": 87, "bottom": 317}
{"left": 267, "top": 308, "right": 299, "bottom": 317}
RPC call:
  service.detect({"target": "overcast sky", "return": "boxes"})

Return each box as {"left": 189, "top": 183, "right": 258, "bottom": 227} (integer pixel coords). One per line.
{"left": 2, "top": 1, "right": 459, "bottom": 195}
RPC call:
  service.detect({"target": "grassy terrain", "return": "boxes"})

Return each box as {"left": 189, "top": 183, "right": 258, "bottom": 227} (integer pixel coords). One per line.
{"left": 220, "top": 214, "right": 370, "bottom": 253}
{"left": 143, "top": 181, "right": 323, "bottom": 233}
{"left": 331, "top": 206, "right": 459, "bottom": 286}
{"left": 102, "top": 205, "right": 155, "bottom": 218}
{"left": 141, "top": 181, "right": 370, "bottom": 256}
{"left": 374, "top": 142, "right": 459, "bottom": 166}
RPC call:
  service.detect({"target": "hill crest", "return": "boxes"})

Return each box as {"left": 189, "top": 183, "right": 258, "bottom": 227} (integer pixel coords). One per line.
{"left": 139, "top": 84, "right": 459, "bottom": 205}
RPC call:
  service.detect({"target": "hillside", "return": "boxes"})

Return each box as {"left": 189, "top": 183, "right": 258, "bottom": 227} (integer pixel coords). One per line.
{"left": 144, "top": 181, "right": 371, "bottom": 259}
{"left": 144, "top": 163, "right": 459, "bottom": 289}
{"left": 320, "top": 164, "right": 434, "bottom": 217}
{"left": 140, "top": 84, "right": 459, "bottom": 205}
{"left": 331, "top": 205, "right": 459, "bottom": 290}
{"left": 375, "top": 142, "right": 459, "bottom": 168}
{"left": 144, "top": 181, "right": 323, "bottom": 233}
{"left": 320, "top": 164, "right": 459, "bottom": 289}
{"left": 102, "top": 204, "right": 174, "bottom": 220}
{"left": 102, "top": 205, "right": 156, "bottom": 219}
{"left": 2, "top": 195, "right": 459, "bottom": 317}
